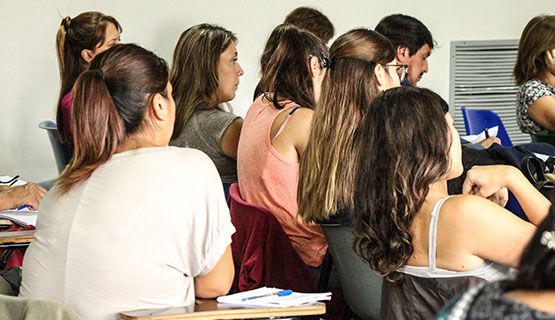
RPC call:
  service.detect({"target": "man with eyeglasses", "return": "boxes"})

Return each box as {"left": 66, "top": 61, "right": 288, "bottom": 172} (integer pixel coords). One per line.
{"left": 375, "top": 14, "right": 433, "bottom": 86}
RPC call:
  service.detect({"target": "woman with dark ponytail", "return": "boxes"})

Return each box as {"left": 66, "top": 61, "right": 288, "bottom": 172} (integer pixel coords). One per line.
{"left": 21, "top": 44, "right": 234, "bottom": 320}
{"left": 56, "top": 11, "right": 122, "bottom": 146}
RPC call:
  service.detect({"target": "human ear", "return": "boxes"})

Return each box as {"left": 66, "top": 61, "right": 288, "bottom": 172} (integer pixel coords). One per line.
{"left": 151, "top": 93, "right": 169, "bottom": 121}
{"left": 396, "top": 46, "right": 410, "bottom": 64}
{"left": 81, "top": 49, "right": 94, "bottom": 63}
{"left": 308, "top": 56, "right": 323, "bottom": 78}
{"left": 374, "top": 64, "right": 388, "bottom": 91}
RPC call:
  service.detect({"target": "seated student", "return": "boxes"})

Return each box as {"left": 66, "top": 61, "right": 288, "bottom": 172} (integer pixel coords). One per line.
{"left": 515, "top": 15, "right": 555, "bottom": 134}
{"left": 352, "top": 86, "right": 550, "bottom": 320}
{"left": 237, "top": 24, "right": 328, "bottom": 269}
{"left": 170, "top": 24, "right": 244, "bottom": 190}
{"left": 20, "top": 44, "right": 234, "bottom": 320}
{"left": 253, "top": 7, "right": 334, "bottom": 100}
{"left": 438, "top": 207, "right": 555, "bottom": 319}
{"left": 0, "top": 183, "right": 46, "bottom": 211}
{"left": 298, "top": 28, "right": 401, "bottom": 224}
{"left": 56, "top": 11, "right": 122, "bottom": 147}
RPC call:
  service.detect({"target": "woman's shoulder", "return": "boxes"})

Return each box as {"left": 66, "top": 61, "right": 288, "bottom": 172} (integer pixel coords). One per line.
{"left": 439, "top": 194, "right": 500, "bottom": 222}
{"left": 519, "top": 79, "right": 555, "bottom": 96}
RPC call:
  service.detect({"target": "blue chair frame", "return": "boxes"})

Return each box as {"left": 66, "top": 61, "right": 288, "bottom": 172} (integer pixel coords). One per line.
{"left": 460, "top": 106, "right": 513, "bottom": 147}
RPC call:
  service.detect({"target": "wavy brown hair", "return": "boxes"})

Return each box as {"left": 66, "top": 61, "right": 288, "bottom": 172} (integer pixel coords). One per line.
{"left": 514, "top": 15, "right": 555, "bottom": 85}
{"left": 259, "top": 24, "right": 328, "bottom": 110}
{"left": 170, "top": 24, "right": 237, "bottom": 139}
{"left": 57, "top": 44, "right": 168, "bottom": 194}
{"left": 55, "top": 11, "right": 122, "bottom": 142}
{"left": 298, "top": 29, "right": 395, "bottom": 222}
{"left": 353, "top": 86, "right": 450, "bottom": 282}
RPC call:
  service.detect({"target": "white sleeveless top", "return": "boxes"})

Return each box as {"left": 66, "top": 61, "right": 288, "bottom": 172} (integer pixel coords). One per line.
{"left": 399, "top": 196, "right": 512, "bottom": 281}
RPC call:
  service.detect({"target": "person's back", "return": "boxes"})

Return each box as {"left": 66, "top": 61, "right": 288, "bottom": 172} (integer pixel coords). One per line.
{"left": 21, "top": 148, "right": 232, "bottom": 319}
{"left": 237, "top": 24, "right": 328, "bottom": 268}
{"left": 20, "top": 44, "right": 234, "bottom": 320}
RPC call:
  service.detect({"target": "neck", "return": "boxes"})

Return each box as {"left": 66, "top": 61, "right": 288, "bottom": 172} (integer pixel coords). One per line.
{"left": 428, "top": 179, "right": 449, "bottom": 198}
{"left": 537, "top": 70, "right": 555, "bottom": 87}
{"left": 116, "top": 132, "right": 167, "bottom": 153}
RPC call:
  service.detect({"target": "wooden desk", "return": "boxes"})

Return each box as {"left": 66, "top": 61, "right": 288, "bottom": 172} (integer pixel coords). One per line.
{"left": 119, "top": 299, "right": 325, "bottom": 320}
{"left": 0, "top": 230, "right": 35, "bottom": 246}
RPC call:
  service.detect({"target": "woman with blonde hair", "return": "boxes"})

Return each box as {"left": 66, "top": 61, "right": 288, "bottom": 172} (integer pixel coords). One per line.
{"left": 515, "top": 15, "right": 555, "bottom": 134}
{"left": 21, "top": 44, "right": 234, "bottom": 320}
{"left": 56, "top": 11, "right": 122, "bottom": 146}
{"left": 237, "top": 24, "right": 328, "bottom": 269}
{"left": 353, "top": 86, "right": 549, "bottom": 319}
{"left": 170, "top": 24, "right": 244, "bottom": 191}
{"left": 298, "top": 28, "right": 402, "bottom": 223}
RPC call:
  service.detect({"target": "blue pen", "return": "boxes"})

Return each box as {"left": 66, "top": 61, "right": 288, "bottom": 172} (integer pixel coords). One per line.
{"left": 242, "top": 289, "right": 293, "bottom": 301}
{"left": 17, "top": 205, "right": 30, "bottom": 211}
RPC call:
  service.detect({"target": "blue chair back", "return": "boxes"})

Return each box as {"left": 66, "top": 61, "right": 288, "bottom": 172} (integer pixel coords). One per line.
{"left": 38, "top": 121, "right": 73, "bottom": 173}
{"left": 460, "top": 107, "right": 513, "bottom": 147}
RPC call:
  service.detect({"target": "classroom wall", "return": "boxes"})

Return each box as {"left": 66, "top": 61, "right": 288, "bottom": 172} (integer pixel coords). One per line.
{"left": 1, "top": 0, "right": 554, "bottom": 182}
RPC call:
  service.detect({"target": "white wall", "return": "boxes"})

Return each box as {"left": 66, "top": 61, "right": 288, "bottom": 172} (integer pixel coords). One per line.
{"left": 1, "top": 0, "right": 554, "bottom": 182}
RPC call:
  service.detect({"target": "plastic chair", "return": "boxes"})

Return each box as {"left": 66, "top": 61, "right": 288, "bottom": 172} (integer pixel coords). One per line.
{"left": 460, "top": 107, "right": 513, "bottom": 147}
{"left": 320, "top": 223, "right": 381, "bottom": 320}
{"left": 530, "top": 132, "right": 555, "bottom": 147}
{"left": 38, "top": 121, "right": 73, "bottom": 174}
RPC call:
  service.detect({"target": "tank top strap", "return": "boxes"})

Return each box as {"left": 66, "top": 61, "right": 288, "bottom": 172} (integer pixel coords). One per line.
{"left": 428, "top": 196, "right": 453, "bottom": 269}
{"left": 272, "top": 105, "right": 302, "bottom": 144}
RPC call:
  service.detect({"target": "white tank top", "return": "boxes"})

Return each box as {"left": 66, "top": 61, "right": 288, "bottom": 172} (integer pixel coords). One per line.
{"left": 399, "top": 196, "right": 512, "bottom": 281}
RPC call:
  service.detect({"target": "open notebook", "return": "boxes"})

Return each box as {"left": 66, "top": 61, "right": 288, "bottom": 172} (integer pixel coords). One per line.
{"left": 217, "top": 287, "right": 331, "bottom": 308}
{"left": 0, "top": 176, "right": 39, "bottom": 226}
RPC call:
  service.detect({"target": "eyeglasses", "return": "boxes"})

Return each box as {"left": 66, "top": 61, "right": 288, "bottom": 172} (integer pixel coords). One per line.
{"left": 384, "top": 64, "right": 408, "bottom": 83}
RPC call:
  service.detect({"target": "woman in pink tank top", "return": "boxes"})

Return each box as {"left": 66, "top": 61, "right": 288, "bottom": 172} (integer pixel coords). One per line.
{"left": 237, "top": 24, "right": 328, "bottom": 267}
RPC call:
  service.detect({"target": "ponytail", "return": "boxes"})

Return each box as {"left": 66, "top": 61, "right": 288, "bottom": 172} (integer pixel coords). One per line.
{"left": 57, "top": 69, "right": 125, "bottom": 194}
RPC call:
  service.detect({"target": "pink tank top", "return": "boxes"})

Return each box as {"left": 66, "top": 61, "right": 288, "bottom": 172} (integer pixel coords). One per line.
{"left": 237, "top": 96, "right": 327, "bottom": 267}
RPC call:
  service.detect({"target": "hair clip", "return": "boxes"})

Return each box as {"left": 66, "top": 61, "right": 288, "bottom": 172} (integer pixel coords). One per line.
{"left": 323, "top": 57, "right": 336, "bottom": 69}
{"left": 540, "top": 230, "right": 555, "bottom": 250}
{"left": 61, "top": 16, "right": 71, "bottom": 31}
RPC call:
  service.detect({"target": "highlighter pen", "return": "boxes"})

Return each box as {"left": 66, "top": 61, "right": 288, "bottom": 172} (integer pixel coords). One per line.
{"left": 17, "top": 205, "right": 30, "bottom": 211}
{"left": 242, "top": 289, "right": 293, "bottom": 301}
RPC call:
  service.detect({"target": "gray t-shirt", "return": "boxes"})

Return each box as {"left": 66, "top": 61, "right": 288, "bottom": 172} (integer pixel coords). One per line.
{"left": 171, "top": 108, "right": 240, "bottom": 183}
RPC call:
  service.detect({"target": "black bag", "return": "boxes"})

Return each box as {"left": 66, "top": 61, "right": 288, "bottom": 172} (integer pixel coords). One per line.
{"left": 520, "top": 156, "right": 555, "bottom": 199}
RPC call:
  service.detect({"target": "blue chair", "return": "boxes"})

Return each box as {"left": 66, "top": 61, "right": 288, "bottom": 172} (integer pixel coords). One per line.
{"left": 460, "top": 107, "right": 513, "bottom": 147}
{"left": 38, "top": 121, "right": 73, "bottom": 174}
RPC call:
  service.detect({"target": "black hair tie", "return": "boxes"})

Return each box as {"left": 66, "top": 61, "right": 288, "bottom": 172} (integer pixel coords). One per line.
{"left": 323, "top": 57, "right": 336, "bottom": 69}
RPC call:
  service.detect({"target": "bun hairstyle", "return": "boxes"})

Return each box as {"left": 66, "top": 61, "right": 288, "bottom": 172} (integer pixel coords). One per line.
{"left": 353, "top": 86, "right": 450, "bottom": 282}
{"left": 298, "top": 28, "right": 395, "bottom": 223}
{"left": 259, "top": 23, "right": 328, "bottom": 110}
{"left": 57, "top": 44, "right": 168, "bottom": 194}
{"left": 55, "top": 11, "right": 122, "bottom": 143}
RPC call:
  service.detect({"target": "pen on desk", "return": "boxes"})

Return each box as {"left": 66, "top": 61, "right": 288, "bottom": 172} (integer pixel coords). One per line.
{"left": 242, "top": 290, "right": 293, "bottom": 301}
{"left": 484, "top": 127, "right": 490, "bottom": 138}
{"left": 17, "top": 205, "right": 30, "bottom": 211}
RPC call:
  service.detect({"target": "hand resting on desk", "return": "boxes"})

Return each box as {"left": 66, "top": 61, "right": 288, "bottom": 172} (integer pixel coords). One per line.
{"left": 0, "top": 183, "right": 47, "bottom": 211}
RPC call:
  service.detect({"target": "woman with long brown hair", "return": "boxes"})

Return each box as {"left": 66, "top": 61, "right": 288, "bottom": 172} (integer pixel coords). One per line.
{"left": 515, "top": 15, "right": 555, "bottom": 134}
{"left": 354, "top": 86, "right": 550, "bottom": 319}
{"left": 56, "top": 11, "right": 122, "bottom": 146}
{"left": 236, "top": 24, "right": 328, "bottom": 269}
{"left": 298, "top": 28, "right": 401, "bottom": 224}
{"left": 169, "top": 24, "right": 244, "bottom": 191}
{"left": 21, "top": 44, "right": 234, "bottom": 320}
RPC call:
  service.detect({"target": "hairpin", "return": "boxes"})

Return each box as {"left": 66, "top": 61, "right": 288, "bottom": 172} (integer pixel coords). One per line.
{"left": 540, "top": 230, "right": 555, "bottom": 249}
{"left": 61, "top": 16, "right": 71, "bottom": 31}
